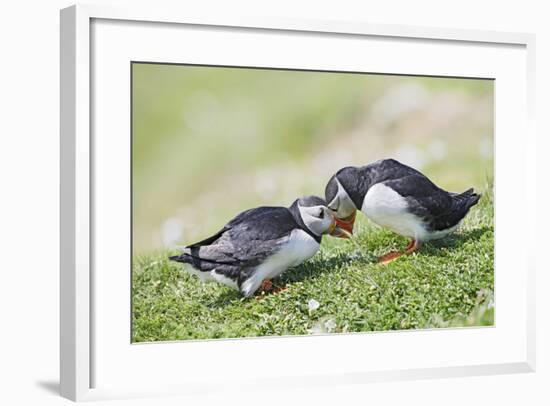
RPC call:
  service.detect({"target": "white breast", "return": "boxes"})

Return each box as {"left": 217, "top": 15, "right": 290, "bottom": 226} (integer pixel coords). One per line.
{"left": 362, "top": 183, "right": 428, "bottom": 240}
{"left": 240, "top": 229, "right": 320, "bottom": 297}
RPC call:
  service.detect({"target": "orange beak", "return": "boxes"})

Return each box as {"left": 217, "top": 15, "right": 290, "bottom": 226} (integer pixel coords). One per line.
{"left": 330, "top": 211, "right": 356, "bottom": 239}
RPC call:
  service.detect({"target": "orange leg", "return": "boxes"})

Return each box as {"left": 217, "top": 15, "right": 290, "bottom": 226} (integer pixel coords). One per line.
{"left": 260, "top": 279, "right": 273, "bottom": 292}
{"left": 261, "top": 279, "right": 288, "bottom": 294}
{"left": 405, "top": 239, "right": 416, "bottom": 251}
{"left": 256, "top": 279, "right": 288, "bottom": 298}
{"left": 378, "top": 239, "right": 423, "bottom": 264}
{"left": 405, "top": 240, "right": 422, "bottom": 254}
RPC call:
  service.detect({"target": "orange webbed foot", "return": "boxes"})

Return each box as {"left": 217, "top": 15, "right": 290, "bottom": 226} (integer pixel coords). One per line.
{"left": 378, "top": 251, "right": 405, "bottom": 264}
{"left": 378, "top": 240, "right": 422, "bottom": 264}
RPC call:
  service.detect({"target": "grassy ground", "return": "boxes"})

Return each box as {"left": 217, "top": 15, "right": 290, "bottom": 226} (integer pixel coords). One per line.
{"left": 132, "top": 190, "right": 494, "bottom": 342}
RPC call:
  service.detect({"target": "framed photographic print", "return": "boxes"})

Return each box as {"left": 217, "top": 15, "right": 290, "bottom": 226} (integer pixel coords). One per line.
{"left": 60, "top": 4, "right": 536, "bottom": 402}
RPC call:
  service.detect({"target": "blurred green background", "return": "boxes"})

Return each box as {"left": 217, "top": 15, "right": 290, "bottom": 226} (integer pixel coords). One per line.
{"left": 132, "top": 63, "right": 493, "bottom": 255}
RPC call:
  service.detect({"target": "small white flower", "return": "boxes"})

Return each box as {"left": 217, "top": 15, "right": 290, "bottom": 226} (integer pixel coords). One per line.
{"left": 324, "top": 318, "right": 337, "bottom": 333}
{"left": 308, "top": 299, "right": 320, "bottom": 313}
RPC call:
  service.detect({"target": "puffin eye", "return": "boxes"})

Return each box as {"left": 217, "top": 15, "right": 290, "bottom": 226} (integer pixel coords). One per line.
{"left": 318, "top": 208, "right": 324, "bottom": 219}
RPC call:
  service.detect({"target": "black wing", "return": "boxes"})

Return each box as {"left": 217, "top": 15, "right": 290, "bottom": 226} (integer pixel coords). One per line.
{"left": 185, "top": 207, "right": 259, "bottom": 249}
{"left": 382, "top": 175, "right": 480, "bottom": 231}
{"left": 364, "top": 159, "right": 425, "bottom": 185}
{"left": 172, "top": 206, "right": 298, "bottom": 275}
{"left": 335, "top": 159, "right": 425, "bottom": 208}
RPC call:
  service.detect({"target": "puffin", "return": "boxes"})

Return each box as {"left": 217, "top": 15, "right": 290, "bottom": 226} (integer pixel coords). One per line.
{"left": 169, "top": 196, "right": 347, "bottom": 297}
{"left": 325, "top": 159, "right": 481, "bottom": 264}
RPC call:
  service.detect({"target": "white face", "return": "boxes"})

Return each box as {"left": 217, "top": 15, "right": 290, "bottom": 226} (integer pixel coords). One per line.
{"left": 297, "top": 204, "right": 335, "bottom": 236}
{"left": 327, "top": 178, "right": 356, "bottom": 218}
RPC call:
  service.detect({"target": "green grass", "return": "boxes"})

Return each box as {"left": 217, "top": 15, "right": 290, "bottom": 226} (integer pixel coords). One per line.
{"left": 132, "top": 191, "right": 494, "bottom": 342}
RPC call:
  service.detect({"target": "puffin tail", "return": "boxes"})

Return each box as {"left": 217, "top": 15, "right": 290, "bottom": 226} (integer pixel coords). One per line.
{"left": 169, "top": 252, "right": 218, "bottom": 283}
{"left": 454, "top": 188, "right": 481, "bottom": 211}
{"left": 169, "top": 254, "right": 184, "bottom": 262}
{"left": 169, "top": 249, "right": 218, "bottom": 273}
{"left": 169, "top": 248, "right": 193, "bottom": 264}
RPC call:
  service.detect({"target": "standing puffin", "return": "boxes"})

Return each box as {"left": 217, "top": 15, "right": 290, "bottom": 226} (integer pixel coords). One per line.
{"left": 325, "top": 159, "right": 481, "bottom": 263}
{"left": 169, "top": 196, "right": 347, "bottom": 297}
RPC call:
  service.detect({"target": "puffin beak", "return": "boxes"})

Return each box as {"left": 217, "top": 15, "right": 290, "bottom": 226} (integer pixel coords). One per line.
{"left": 333, "top": 211, "right": 356, "bottom": 238}
{"left": 328, "top": 211, "right": 355, "bottom": 239}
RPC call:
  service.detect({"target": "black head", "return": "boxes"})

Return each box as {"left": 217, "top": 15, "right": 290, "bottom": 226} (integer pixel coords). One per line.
{"left": 296, "top": 195, "right": 327, "bottom": 208}
{"left": 288, "top": 195, "right": 351, "bottom": 241}
{"left": 324, "top": 167, "right": 361, "bottom": 218}
{"left": 287, "top": 195, "right": 333, "bottom": 241}
{"left": 324, "top": 167, "right": 368, "bottom": 236}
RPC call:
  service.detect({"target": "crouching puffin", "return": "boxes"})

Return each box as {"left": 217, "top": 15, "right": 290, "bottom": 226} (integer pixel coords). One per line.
{"left": 325, "top": 159, "right": 481, "bottom": 264}
{"left": 169, "top": 196, "right": 347, "bottom": 297}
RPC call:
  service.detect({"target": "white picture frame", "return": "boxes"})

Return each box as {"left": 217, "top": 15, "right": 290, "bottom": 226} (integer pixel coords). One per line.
{"left": 60, "top": 4, "right": 536, "bottom": 402}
